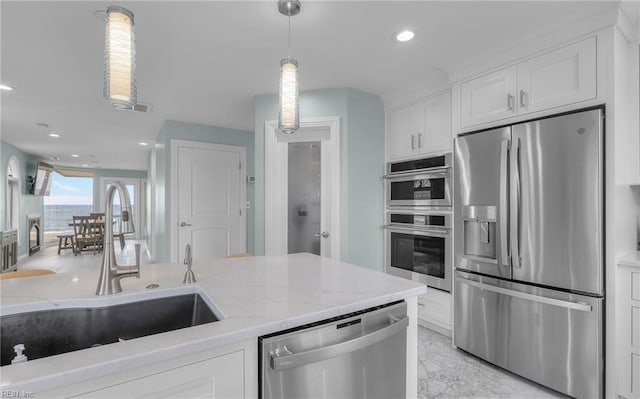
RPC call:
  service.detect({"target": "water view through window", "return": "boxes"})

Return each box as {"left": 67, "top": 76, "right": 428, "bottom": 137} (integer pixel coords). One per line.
{"left": 43, "top": 172, "right": 93, "bottom": 243}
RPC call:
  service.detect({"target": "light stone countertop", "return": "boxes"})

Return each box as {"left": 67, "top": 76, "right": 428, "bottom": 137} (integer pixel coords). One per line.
{"left": 0, "top": 253, "right": 425, "bottom": 392}
{"left": 618, "top": 251, "right": 640, "bottom": 268}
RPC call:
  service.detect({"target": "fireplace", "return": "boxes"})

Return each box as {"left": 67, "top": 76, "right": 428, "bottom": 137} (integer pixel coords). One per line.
{"left": 28, "top": 215, "right": 41, "bottom": 255}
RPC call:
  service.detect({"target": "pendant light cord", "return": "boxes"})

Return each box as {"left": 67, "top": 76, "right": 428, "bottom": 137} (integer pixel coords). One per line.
{"left": 287, "top": 14, "right": 291, "bottom": 59}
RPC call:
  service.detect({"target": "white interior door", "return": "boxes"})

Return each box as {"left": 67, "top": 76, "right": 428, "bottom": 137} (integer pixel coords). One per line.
{"left": 99, "top": 177, "right": 143, "bottom": 239}
{"left": 174, "top": 141, "right": 246, "bottom": 262}
{"left": 265, "top": 118, "right": 340, "bottom": 260}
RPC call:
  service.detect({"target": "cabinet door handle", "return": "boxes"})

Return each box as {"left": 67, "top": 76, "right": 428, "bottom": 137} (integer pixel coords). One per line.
{"left": 417, "top": 133, "right": 422, "bottom": 148}
{"left": 411, "top": 134, "right": 416, "bottom": 150}
{"left": 507, "top": 94, "right": 514, "bottom": 111}
{"left": 519, "top": 90, "right": 527, "bottom": 108}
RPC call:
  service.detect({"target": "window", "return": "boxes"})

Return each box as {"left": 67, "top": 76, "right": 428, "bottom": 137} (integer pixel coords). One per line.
{"left": 43, "top": 172, "right": 93, "bottom": 243}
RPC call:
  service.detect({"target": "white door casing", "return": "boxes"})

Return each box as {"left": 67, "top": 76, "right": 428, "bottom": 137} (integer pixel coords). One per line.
{"left": 264, "top": 117, "right": 340, "bottom": 259}
{"left": 170, "top": 140, "right": 246, "bottom": 262}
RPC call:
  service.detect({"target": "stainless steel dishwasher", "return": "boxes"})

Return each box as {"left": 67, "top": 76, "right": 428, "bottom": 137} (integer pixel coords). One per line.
{"left": 260, "top": 301, "right": 408, "bottom": 399}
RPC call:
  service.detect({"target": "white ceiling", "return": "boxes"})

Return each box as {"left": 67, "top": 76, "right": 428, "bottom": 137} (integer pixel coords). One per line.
{"left": 0, "top": 1, "right": 621, "bottom": 171}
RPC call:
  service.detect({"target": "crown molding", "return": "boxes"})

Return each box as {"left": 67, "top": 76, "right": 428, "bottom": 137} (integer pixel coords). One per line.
{"left": 617, "top": 5, "right": 639, "bottom": 43}
{"left": 381, "top": 69, "right": 450, "bottom": 111}
{"left": 445, "top": 6, "right": 620, "bottom": 84}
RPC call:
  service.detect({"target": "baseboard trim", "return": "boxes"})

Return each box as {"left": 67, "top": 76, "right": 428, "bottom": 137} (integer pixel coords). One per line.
{"left": 418, "top": 318, "right": 452, "bottom": 337}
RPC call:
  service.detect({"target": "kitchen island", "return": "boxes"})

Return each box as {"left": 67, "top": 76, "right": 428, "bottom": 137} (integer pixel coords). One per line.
{"left": 0, "top": 253, "right": 425, "bottom": 398}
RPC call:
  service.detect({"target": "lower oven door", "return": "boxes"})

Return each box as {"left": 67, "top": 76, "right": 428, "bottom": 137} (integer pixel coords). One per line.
{"left": 385, "top": 226, "right": 451, "bottom": 292}
{"left": 260, "top": 302, "right": 408, "bottom": 399}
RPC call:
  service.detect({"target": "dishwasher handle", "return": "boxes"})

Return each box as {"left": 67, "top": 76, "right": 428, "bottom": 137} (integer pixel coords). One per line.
{"left": 270, "top": 315, "right": 409, "bottom": 372}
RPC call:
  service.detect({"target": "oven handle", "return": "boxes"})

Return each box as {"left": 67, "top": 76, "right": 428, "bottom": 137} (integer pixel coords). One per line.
{"left": 383, "top": 167, "right": 450, "bottom": 179}
{"left": 269, "top": 315, "right": 409, "bottom": 372}
{"left": 383, "top": 225, "right": 450, "bottom": 236}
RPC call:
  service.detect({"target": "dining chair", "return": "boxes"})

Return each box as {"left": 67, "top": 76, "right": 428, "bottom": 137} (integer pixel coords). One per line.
{"left": 72, "top": 216, "right": 103, "bottom": 255}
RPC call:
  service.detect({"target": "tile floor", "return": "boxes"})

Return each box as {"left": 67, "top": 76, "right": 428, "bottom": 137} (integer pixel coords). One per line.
{"left": 17, "top": 246, "right": 564, "bottom": 399}
{"left": 418, "top": 327, "right": 565, "bottom": 399}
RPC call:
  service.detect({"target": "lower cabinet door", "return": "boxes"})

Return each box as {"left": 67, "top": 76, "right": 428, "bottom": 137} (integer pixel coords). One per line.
{"left": 73, "top": 350, "right": 244, "bottom": 399}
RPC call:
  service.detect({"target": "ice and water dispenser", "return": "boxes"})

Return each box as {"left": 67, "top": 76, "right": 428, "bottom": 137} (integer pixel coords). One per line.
{"left": 462, "top": 205, "right": 497, "bottom": 261}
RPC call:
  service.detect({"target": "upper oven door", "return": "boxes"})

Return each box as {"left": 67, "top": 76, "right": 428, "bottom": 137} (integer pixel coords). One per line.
{"left": 386, "top": 169, "right": 451, "bottom": 207}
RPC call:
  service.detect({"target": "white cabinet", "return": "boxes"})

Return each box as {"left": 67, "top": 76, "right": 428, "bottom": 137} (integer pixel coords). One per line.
{"left": 74, "top": 350, "right": 244, "bottom": 399}
{"left": 617, "top": 262, "right": 640, "bottom": 399}
{"left": 388, "top": 102, "right": 422, "bottom": 160}
{"left": 423, "top": 92, "right": 452, "bottom": 155}
{"left": 42, "top": 339, "right": 257, "bottom": 399}
{"left": 460, "top": 37, "right": 596, "bottom": 129}
{"left": 517, "top": 37, "right": 596, "bottom": 114}
{"left": 417, "top": 289, "right": 451, "bottom": 336}
{"left": 460, "top": 66, "right": 517, "bottom": 127}
{"left": 387, "top": 91, "right": 452, "bottom": 160}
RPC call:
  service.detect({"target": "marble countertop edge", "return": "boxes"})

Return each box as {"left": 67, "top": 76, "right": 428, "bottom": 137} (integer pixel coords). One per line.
{"left": 618, "top": 251, "right": 640, "bottom": 268}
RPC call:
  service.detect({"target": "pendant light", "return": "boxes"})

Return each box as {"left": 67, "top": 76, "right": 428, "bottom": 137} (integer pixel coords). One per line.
{"left": 278, "top": 0, "right": 301, "bottom": 134}
{"left": 104, "top": 6, "right": 137, "bottom": 109}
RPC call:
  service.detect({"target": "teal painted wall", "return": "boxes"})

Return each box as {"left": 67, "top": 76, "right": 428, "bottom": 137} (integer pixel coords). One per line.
{"left": 0, "top": 141, "right": 44, "bottom": 258}
{"left": 253, "top": 88, "right": 385, "bottom": 271}
{"left": 153, "top": 120, "right": 254, "bottom": 262}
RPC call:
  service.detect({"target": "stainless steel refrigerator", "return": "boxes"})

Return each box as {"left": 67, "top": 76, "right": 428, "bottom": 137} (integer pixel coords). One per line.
{"left": 453, "top": 107, "right": 604, "bottom": 398}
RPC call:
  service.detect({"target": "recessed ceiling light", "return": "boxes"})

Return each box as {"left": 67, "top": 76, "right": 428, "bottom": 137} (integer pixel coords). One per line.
{"left": 71, "top": 154, "right": 80, "bottom": 158}
{"left": 0, "top": 84, "right": 14, "bottom": 91}
{"left": 395, "top": 30, "right": 415, "bottom": 42}
{"left": 49, "top": 133, "right": 60, "bottom": 138}
{"left": 82, "top": 164, "right": 89, "bottom": 167}
{"left": 36, "top": 123, "right": 50, "bottom": 128}
{"left": 139, "top": 142, "right": 148, "bottom": 146}
{"left": 51, "top": 156, "right": 61, "bottom": 161}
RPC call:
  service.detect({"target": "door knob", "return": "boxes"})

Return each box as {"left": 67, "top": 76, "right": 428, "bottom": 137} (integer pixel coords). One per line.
{"left": 180, "top": 222, "right": 192, "bottom": 227}
{"left": 314, "top": 232, "right": 330, "bottom": 238}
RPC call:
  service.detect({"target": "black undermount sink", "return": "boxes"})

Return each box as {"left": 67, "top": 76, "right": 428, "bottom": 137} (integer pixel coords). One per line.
{"left": 0, "top": 293, "right": 219, "bottom": 366}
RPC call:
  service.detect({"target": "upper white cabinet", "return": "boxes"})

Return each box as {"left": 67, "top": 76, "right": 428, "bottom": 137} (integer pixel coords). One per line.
{"left": 517, "top": 37, "right": 596, "bottom": 114}
{"left": 423, "top": 92, "right": 452, "bottom": 155}
{"left": 387, "top": 91, "right": 452, "bottom": 160}
{"left": 388, "top": 102, "right": 423, "bottom": 160}
{"left": 460, "top": 37, "right": 597, "bottom": 129}
{"left": 460, "top": 66, "right": 517, "bottom": 127}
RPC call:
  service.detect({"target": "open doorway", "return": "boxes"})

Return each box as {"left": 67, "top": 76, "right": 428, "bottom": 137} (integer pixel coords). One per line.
{"left": 288, "top": 142, "right": 321, "bottom": 255}
{"left": 265, "top": 117, "right": 341, "bottom": 259}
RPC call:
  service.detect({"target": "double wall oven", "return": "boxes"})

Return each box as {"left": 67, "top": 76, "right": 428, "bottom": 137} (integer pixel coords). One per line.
{"left": 384, "top": 153, "right": 452, "bottom": 292}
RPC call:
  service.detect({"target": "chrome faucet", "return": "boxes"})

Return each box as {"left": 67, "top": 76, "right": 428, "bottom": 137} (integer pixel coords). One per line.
{"left": 96, "top": 181, "right": 140, "bottom": 295}
{"left": 183, "top": 244, "right": 196, "bottom": 284}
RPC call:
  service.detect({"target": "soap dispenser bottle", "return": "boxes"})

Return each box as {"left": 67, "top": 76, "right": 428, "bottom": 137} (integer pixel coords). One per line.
{"left": 11, "top": 344, "right": 27, "bottom": 364}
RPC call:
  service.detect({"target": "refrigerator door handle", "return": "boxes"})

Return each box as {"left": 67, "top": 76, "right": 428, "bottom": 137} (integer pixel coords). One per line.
{"left": 459, "top": 278, "right": 593, "bottom": 312}
{"left": 510, "top": 137, "right": 522, "bottom": 267}
{"left": 499, "top": 139, "right": 510, "bottom": 267}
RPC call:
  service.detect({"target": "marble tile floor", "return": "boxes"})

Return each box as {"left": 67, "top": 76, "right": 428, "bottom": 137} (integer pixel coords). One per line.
{"left": 418, "top": 327, "right": 566, "bottom": 399}
{"left": 17, "top": 240, "right": 151, "bottom": 274}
